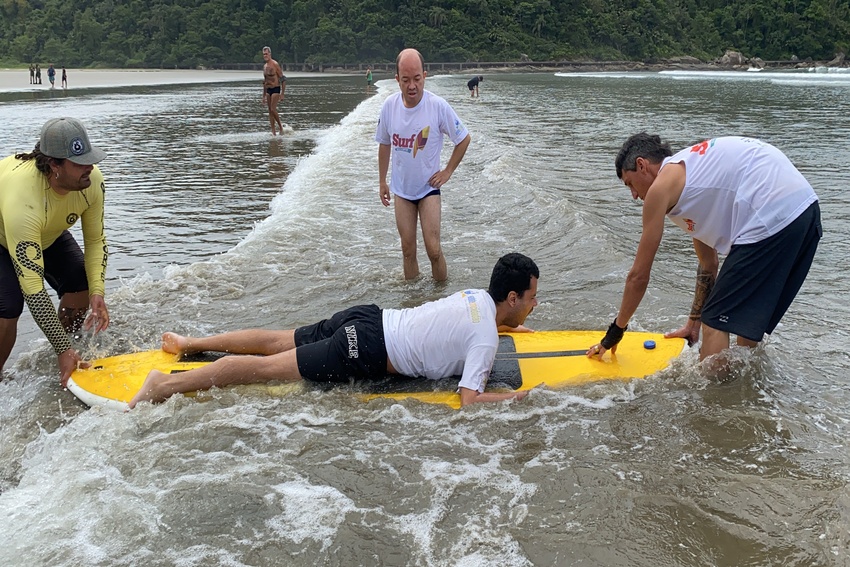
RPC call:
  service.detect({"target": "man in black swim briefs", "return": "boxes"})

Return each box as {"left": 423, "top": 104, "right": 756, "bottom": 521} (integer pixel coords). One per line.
{"left": 262, "top": 46, "right": 286, "bottom": 135}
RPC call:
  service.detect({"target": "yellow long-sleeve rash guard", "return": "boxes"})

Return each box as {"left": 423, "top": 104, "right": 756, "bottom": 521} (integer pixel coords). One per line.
{"left": 0, "top": 155, "right": 108, "bottom": 354}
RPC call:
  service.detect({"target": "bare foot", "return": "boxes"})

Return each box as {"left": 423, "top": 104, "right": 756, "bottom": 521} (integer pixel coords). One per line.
{"left": 161, "top": 332, "right": 190, "bottom": 356}
{"left": 128, "top": 369, "right": 169, "bottom": 408}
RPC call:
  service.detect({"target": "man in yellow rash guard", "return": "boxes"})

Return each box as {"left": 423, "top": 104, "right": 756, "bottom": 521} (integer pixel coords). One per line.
{"left": 0, "top": 117, "right": 109, "bottom": 386}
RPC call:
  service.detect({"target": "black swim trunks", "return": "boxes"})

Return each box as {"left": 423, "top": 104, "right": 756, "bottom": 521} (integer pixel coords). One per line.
{"left": 266, "top": 86, "right": 281, "bottom": 96}
{"left": 0, "top": 231, "right": 88, "bottom": 318}
{"left": 701, "top": 201, "right": 821, "bottom": 342}
{"left": 294, "top": 304, "right": 387, "bottom": 382}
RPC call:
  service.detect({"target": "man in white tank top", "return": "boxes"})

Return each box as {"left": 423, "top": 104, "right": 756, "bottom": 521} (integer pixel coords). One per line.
{"left": 587, "top": 134, "right": 821, "bottom": 370}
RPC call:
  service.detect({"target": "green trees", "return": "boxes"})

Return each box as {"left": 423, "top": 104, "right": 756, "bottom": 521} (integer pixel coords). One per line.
{"left": 0, "top": 0, "right": 846, "bottom": 68}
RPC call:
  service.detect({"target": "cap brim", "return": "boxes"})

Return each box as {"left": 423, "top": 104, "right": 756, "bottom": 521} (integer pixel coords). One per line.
{"left": 67, "top": 146, "right": 107, "bottom": 165}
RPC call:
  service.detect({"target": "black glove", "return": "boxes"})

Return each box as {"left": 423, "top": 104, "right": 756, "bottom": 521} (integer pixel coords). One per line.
{"left": 600, "top": 319, "right": 627, "bottom": 350}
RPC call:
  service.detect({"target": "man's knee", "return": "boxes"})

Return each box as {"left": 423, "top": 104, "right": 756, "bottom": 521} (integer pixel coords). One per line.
{"left": 400, "top": 244, "right": 417, "bottom": 259}
{"left": 397, "top": 227, "right": 418, "bottom": 253}
{"left": 425, "top": 246, "right": 443, "bottom": 263}
{"left": 58, "top": 306, "right": 88, "bottom": 332}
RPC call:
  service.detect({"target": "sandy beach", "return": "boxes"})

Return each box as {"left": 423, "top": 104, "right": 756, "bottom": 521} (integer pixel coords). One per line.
{"left": 0, "top": 68, "right": 322, "bottom": 93}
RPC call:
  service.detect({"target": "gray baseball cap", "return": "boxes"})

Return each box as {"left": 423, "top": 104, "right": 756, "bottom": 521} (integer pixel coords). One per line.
{"left": 39, "top": 117, "right": 107, "bottom": 165}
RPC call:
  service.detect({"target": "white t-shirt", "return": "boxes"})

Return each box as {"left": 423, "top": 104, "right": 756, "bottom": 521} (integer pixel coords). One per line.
{"left": 375, "top": 90, "right": 469, "bottom": 200}
{"left": 382, "top": 289, "right": 498, "bottom": 392}
{"left": 662, "top": 137, "right": 818, "bottom": 254}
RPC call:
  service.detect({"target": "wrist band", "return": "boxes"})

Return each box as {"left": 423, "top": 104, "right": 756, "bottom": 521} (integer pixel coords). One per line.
{"left": 600, "top": 319, "right": 627, "bottom": 350}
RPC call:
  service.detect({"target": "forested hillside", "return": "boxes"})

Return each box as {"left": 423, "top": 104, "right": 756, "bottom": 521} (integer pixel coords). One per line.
{"left": 1, "top": 0, "right": 848, "bottom": 68}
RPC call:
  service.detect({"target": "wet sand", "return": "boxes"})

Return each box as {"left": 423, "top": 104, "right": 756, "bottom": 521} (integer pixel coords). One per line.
{"left": 0, "top": 68, "right": 321, "bottom": 93}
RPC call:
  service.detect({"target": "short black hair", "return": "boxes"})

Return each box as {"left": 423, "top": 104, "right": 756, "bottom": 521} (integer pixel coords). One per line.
{"left": 488, "top": 253, "right": 539, "bottom": 303}
{"left": 615, "top": 133, "right": 673, "bottom": 178}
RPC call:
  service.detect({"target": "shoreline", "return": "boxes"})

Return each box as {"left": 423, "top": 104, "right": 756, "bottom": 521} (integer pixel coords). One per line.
{"left": 0, "top": 68, "right": 333, "bottom": 94}
{"left": 2, "top": 61, "right": 846, "bottom": 94}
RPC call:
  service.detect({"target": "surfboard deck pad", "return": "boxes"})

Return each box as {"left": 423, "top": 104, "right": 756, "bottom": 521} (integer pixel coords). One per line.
{"left": 68, "top": 331, "right": 686, "bottom": 410}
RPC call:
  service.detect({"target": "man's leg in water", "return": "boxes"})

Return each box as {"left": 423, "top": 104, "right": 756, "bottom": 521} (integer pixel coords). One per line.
{"left": 271, "top": 91, "right": 283, "bottom": 132}
{"left": 268, "top": 92, "right": 283, "bottom": 135}
{"left": 129, "top": 347, "right": 303, "bottom": 407}
{"left": 0, "top": 317, "right": 18, "bottom": 374}
{"left": 700, "top": 323, "right": 760, "bottom": 379}
{"left": 419, "top": 195, "right": 447, "bottom": 281}
{"left": 267, "top": 97, "right": 277, "bottom": 135}
{"left": 394, "top": 196, "right": 420, "bottom": 279}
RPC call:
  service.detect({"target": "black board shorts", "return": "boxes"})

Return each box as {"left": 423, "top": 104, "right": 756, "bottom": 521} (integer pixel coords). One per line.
{"left": 0, "top": 231, "right": 88, "bottom": 318}
{"left": 294, "top": 304, "right": 388, "bottom": 383}
{"left": 701, "top": 201, "right": 822, "bottom": 342}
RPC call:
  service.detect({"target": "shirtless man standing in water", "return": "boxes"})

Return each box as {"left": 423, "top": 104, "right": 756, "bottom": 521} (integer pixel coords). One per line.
{"left": 261, "top": 46, "right": 286, "bottom": 135}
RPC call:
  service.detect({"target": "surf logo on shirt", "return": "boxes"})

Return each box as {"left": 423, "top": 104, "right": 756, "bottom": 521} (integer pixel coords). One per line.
{"left": 684, "top": 218, "right": 696, "bottom": 231}
{"left": 461, "top": 290, "right": 481, "bottom": 324}
{"left": 66, "top": 213, "right": 79, "bottom": 225}
{"left": 345, "top": 325, "right": 359, "bottom": 359}
{"left": 690, "top": 138, "right": 716, "bottom": 156}
{"left": 392, "top": 126, "right": 429, "bottom": 158}
{"left": 414, "top": 126, "right": 429, "bottom": 158}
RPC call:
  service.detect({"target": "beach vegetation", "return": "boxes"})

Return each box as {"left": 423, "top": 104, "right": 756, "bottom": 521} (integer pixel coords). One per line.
{"left": 0, "top": 0, "right": 847, "bottom": 67}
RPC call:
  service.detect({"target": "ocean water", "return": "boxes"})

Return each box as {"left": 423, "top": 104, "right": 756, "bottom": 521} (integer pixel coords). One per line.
{"left": 0, "top": 69, "right": 848, "bottom": 566}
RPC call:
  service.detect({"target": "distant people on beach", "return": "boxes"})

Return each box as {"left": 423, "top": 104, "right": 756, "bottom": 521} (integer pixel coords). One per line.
{"left": 467, "top": 75, "right": 483, "bottom": 97}
{"left": 366, "top": 66, "right": 373, "bottom": 91}
{"left": 35, "top": 64, "right": 41, "bottom": 84}
{"left": 61, "top": 67, "right": 67, "bottom": 89}
{"left": 376, "top": 48, "right": 471, "bottom": 281}
{"left": 47, "top": 64, "right": 56, "bottom": 88}
{"left": 29, "top": 64, "right": 34, "bottom": 84}
{"left": 261, "top": 46, "right": 286, "bottom": 136}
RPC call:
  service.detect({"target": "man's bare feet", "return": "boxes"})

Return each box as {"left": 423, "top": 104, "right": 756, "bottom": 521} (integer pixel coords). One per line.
{"left": 161, "top": 332, "right": 190, "bottom": 356}
{"left": 128, "top": 369, "right": 169, "bottom": 408}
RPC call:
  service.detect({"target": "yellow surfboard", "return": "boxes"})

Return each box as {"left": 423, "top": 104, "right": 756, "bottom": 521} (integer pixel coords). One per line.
{"left": 67, "top": 331, "right": 686, "bottom": 411}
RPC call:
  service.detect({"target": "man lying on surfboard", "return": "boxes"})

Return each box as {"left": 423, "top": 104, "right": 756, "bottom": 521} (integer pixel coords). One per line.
{"left": 129, "top": 253, "right": 539, "bottom": 408}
